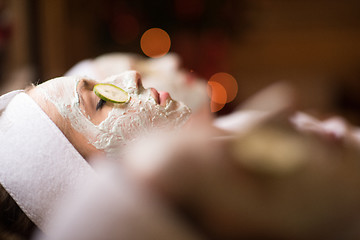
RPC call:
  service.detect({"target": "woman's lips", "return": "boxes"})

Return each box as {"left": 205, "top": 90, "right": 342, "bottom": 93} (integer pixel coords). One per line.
{"left": 150, "top": 88, "right": 171, "bottom": 106}
{"left": 159, "top": 91, "right": 170, "bottom": 106}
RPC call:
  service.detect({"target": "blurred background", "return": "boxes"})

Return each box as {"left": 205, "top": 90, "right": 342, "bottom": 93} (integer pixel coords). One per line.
{"left": 1, "top": 0, "right": 360, "bottom": 122}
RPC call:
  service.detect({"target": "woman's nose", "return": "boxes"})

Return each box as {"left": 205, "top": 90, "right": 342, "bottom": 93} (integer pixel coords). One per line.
{"left": 125, "top": 70, "right": 143, "bottom": 91}
{"left": 134, "top": 72, "right": 143, "bottom": 89}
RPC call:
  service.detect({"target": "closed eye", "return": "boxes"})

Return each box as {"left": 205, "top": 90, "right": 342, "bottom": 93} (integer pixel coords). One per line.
{"left": 96, "top": 99, "right": 106, "bottom": 111}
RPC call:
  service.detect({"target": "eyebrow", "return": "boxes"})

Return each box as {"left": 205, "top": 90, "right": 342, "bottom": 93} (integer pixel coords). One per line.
{"left": 76, "top": 80, "right": 92, "bottom": 115}
{"left": 82, "top": 80, "right": 90, "bottom": 88}
{"left": 76, "top": 80, "right": 86, "bottom": 106}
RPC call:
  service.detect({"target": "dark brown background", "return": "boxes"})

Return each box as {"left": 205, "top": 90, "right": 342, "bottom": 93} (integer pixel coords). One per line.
{"left": 2, "top": 0, "right": 360, "bottom": 122}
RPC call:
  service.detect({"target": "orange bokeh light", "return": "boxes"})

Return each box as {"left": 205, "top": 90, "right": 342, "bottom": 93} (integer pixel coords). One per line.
{"left": 208, "top": 72, "right": 238, "bottom": 103}
{"left": 140, "top": 28, "right": 171, "bottom": 58}
{"left": 207, "top": 81, "right": 227, "bottom": 112}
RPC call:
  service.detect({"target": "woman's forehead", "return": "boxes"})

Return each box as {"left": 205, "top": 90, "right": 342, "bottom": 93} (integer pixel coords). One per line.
{"left": 38, "top": 76, "right": 77, "bottom": 90}
{"left": 35, "top": 76, "right": 79, "bottom": 99}
{"left": 38, "top": 76, "right": 98, "bottom": 97}
{"left": 36, "top": 70, "right": 139, "bottom": 93}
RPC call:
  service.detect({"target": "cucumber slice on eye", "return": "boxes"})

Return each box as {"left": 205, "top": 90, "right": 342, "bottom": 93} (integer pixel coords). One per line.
{"left": 93, "top": 83, "right": 129, "bottom": 103}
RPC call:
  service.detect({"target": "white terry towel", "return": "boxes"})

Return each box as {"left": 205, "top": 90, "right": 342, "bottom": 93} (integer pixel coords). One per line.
{"left": 0, "top": 91, "right": 96, "bottom": 232}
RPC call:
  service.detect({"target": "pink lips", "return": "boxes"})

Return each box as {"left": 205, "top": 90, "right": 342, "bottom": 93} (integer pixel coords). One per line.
{"left": 159, "top": 91, "right": 170, "bottom": 106}
{"left": 150, "top": 88, "right": 170, "bottom": 106}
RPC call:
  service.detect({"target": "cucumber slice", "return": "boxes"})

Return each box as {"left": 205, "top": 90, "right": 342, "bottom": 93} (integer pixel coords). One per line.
{"left": 93, "top": 83, "right": 129, "bottom": 103}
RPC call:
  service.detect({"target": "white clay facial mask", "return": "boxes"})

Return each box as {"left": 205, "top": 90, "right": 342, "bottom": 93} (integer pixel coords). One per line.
{"left": 36, "top": 71, "right": 191, "bottom": 155}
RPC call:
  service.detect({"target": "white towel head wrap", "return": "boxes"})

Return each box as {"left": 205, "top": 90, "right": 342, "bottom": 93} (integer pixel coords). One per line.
{"left": 0, "top": 91, "right": 95, "bottom": 232}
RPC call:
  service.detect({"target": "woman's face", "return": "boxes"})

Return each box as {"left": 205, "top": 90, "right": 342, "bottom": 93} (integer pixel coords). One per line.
{"left": 66, "top": 53, "right": 208, "bottom": 111}
{"left": 29, "top": 71, "right": 191, "bottom": 158}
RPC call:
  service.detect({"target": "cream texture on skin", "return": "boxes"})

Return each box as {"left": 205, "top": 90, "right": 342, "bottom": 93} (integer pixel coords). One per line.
{"left": 36, "top": 71, "right": 191, "bottom": 155}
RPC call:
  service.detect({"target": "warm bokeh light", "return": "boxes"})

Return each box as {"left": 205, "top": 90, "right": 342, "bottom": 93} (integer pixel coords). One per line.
{"left": 208, "top": 72, "right": 238, "bottom": 103}
{"left": 207, "top": 81, "right": 227, "bottom": 112}
{"left": 140, "top": 28, "right": 171, "bottom": 58}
